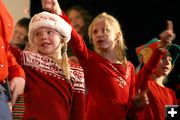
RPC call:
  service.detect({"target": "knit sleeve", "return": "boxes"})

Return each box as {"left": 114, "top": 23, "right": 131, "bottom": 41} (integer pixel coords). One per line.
{"left": 70, "top": 64, "right": 85, "bottom": 120}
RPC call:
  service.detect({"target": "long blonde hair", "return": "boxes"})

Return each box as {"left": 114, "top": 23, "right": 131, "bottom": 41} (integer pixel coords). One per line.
{"left": 88, "top": 12, "right": 127, "bottom": 65}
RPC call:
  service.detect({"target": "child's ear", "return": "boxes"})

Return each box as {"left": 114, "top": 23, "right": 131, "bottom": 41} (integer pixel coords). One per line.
{"left": 115, "top": 32, "right": 121, "bottom": 42}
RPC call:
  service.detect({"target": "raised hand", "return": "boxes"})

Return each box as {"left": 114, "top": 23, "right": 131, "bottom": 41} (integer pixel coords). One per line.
{"left": 41, "top": 0, "right": 62, "bottom": 15}
{"left": 159, "top": 20, "right": 176, "bottom": 47}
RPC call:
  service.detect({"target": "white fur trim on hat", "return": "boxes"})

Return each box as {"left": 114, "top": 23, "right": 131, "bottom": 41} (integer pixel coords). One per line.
{"left": 28, "top": 11, "right": 72, "bottom": 46}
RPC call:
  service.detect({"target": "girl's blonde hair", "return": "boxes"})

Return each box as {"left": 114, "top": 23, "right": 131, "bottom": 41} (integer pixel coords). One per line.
{"left": 88, "top": 12, "right": 127, "bottom": 65}
{"left": 51, "top": 40, "right": 70, "bottom": 80}
{"left": 60, "top": 42, "right": 70, "bottom": 80}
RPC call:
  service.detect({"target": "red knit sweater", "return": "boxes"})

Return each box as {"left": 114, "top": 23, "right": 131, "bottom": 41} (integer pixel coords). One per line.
{"left": 69, "top": 28, "right": 136, "bottom": 120}
{"left": 13, "top": 49, "right": 85, "bottom": 120}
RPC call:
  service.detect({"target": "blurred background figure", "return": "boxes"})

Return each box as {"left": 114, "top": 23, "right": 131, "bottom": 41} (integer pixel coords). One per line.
{"left": 10, "top": 17, "right": 30, "bottom": 50}
{"left": 66, "top": 5, "right": 93, "bottom": 50}
{"left": 66, "top": 5, "right": 93, "bottom": 63}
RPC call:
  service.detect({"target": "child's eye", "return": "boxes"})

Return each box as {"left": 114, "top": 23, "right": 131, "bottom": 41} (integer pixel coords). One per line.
{"left": 92, "top": 30, "right": 98, "bottom": 35}
{"left": 47, "top": 31, "right": 53, "bottom": 35}
{"left": 104, "top": 28, "right": 111, "bottom": 34}
{"left": 168, "top": 57, "right": 172, "bottom": 61}
{"left": 105, "top": 28, "right": 110, "bottom": 33}
{"left": 35, "top": 32, "right": 41, "bottom": 37}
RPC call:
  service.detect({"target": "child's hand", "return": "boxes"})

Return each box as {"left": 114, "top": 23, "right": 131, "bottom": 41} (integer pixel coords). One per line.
{"left": 41, "top": 0, "right": 62, "bottom": 15}
{"left": 134, "top": 89, "right": 149, "bottom": 108}
{"left": 159, "top": 20, "right": 176, "bottom": 47}
{"left": 10, "top": 77, "right": 25, "bottom": 105}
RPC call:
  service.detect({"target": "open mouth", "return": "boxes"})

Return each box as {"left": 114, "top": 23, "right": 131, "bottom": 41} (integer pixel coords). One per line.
{"left": 41, "top": 42, "right": 51, "bottom": 47}
{"left": 162, "top": 66, "right": 170, "bottom": 71}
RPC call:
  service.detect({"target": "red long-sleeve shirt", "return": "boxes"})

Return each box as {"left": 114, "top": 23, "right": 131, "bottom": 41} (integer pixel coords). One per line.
{"left": 69, "top": 28, "right": 136, "bottom": 120}
{"left": 136, "top": 45, "right": 177, "bottom": 120}
{"left": 0, "top": 0, "right": 25, "bottom": 81}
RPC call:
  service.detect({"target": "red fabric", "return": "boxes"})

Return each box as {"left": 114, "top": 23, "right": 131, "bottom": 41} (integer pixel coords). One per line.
{"left": 12, "top": 49, "right": 85, "bottom": 120}
{"left": 137, "top": 80, "right": 177, "bottom": 120}
{"left": 135, "top": 47, "right": 177, "bottom": 120}
{"left": 69, "top": 28, "right": 136, "bottom": 120}
{"left": 0, "top": 0, "right": 25, "bottom": 81}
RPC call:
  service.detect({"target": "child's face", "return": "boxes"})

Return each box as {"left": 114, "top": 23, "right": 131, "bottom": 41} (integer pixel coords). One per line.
{"left": 154, "top": 53, "right": 173, "bottom": 76}
{"left": 41, "top": 0, "right": 54, "bottom": 11}
{"left": 68, "top": 9, "right": 84, "bottom": 34}
{"left": 12, "top": 25, "right": 27, "bottom": 43}
{"left": 33, "top": 27, "right": 61, "bottom": 55}
{"left": 91, "top": 19, "right": 117, "bottom": 51}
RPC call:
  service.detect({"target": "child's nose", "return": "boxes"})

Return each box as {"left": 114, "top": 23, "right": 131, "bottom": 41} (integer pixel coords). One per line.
{"left": 164, "top": 57, "right": 171, "bottom": 65}
{"left": 41, "top": 32, "right": 48, "bottom": 38}
{"left": 97, "top": 31, "right": 103, "bottom": 36}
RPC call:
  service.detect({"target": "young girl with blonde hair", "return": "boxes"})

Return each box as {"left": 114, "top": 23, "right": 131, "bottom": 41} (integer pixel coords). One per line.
{"left": 70, "top": 12, "right": 136, "bottom": 120}
{"left": 13, "top": 11, "right": 85, "bottom": 120}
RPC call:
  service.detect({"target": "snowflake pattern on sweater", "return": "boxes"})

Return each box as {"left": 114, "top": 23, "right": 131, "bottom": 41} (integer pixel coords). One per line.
{"left": 21, "top": 50, "right": 85, "bottom": 93}
{"left": 20, "top": 50, "right": 85, "bottom": 120}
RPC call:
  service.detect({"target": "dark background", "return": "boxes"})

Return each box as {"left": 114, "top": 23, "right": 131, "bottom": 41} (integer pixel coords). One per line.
{"left": 30, "top": 0, "right": 179, "bottom": 91}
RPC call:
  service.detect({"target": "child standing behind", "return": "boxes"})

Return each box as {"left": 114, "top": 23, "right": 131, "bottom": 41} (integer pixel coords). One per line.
{"left": 13, "top": 11, "right": 85, "bottom": 120}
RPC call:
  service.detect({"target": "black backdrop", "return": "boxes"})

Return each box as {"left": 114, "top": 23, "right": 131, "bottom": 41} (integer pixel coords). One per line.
{"left": 30, "top": 0, "right": 179, "bottom": 90}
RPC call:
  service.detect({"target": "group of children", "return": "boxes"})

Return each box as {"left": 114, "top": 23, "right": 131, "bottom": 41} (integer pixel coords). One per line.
{"left": 1, "top": 0, "right": 180, "bottom": 119}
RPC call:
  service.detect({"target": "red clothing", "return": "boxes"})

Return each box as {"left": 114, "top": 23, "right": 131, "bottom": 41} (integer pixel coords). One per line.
{"left": 0, "top": 0, "right": 25, "bottom": 81}
{"left": 69, "top": 28, "right": 136, "bottom": 120}
{"left": 136, "top": 47, "right": 177, "bottom": 120}
{"left": 13, "top": 49, "right": 85, "bottom": 120}
{"left": 138, "top": 79, "right": 177, "bottom": 120}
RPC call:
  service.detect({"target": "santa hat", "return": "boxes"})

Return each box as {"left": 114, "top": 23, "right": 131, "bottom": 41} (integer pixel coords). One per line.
{"left": 136, "top": 38, "right": 180, "bottom": 65}
{"left": 28, "top": 11, "right": 72, "bottom": 46}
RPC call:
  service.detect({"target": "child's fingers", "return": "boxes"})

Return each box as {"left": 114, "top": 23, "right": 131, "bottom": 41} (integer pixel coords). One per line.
{"left": 167, "top": 20, "right": 173, "bottom": 32}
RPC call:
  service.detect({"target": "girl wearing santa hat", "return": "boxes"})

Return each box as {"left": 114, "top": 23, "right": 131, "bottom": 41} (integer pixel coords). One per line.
{"left": 13, "top": 11, "right": 85, "bottom": 120}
